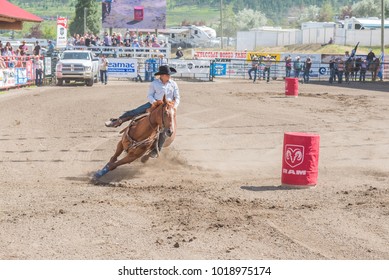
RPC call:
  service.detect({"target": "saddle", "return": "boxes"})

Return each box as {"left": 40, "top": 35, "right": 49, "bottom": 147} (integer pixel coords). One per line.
{"left": 120, "top": 113, "right": 160, "bottom": 152}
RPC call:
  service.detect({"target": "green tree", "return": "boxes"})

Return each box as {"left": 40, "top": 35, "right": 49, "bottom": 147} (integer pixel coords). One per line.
{"left": 339, "top": 5, "right": 353, "bottom": 20}
{"left": 235, "top": 8, "right": 267, "bottom": 31}
{"left": 221, "top": 5, "right": 238, "bottom": 37}
{"left": 352, "top": 0, "right": 389, "bottom": 18}
{"left": 69, "top": 0, "right": 100, "bottom": 36}
{"left": 318, "top": 1, "right": 334, "bottom": 22}
{"left": 297, "top": 5, "right": 320, "bottom": 25}
{"left": 42, "top": 24, "right": 57, "bottom": 39}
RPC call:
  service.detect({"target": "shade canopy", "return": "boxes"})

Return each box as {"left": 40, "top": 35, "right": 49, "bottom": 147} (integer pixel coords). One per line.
{"left": 0, "top": 0, "right": 42, "bottom": 30}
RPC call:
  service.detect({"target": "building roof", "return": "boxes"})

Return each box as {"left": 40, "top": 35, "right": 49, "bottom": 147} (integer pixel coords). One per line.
{"left": 340, "top": 17, "right": 389, "bottom": 29}
{"left": 0, "top": 0, "right": 42, "bottom": 23}
{"left": 354, "top": 18, "right": 389, "bottom": 29}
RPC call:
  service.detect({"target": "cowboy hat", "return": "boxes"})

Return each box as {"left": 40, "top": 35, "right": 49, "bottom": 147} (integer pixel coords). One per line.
{"left": 177, "top": 47, "right": 182, "bottom": 50}
{"left": 154, "top": 65, "right": 177, "bottom": 76}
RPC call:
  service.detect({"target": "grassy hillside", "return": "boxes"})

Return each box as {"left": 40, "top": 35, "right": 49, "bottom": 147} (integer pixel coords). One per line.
{"left": 168, "top": 5, "right": 220, "bottom": 27}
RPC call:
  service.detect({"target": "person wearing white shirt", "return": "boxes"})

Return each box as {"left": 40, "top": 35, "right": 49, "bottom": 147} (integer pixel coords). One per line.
{"left": 104, "top": 65, "right": 180, "bottom": 158}
{"left": 33, "top": 56, "right": 44, "bottom": 86}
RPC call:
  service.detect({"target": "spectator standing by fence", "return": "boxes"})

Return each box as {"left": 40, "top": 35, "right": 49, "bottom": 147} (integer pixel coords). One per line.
{"left": 359, "top": 59, "right": 367, "bottom": 82}
{"left": 175, "top": 47, "right": 183, "bottom": 59}
{"left": 303, "top": 57, "right": 312, "bottom": 83}
{"left": 337, "top": 59, "right": 344, "bottom": 83}
{"left": 18, "top": 40, "right": 28, "bottom": 56}
{"left": 145, "top": 56, "right": 157, "bottom": 82}
{"left": 248, "top": 55, "right": 258, "bottom": 81}
{"left": 100, "top": 55, "right": 109, "bottom": 85}
{"left": 33, "top": 55, "right": 44, "bottom": 86}
{"left": 157, "top": 52, "right": 168, "bottom": 66}
{"left": 263, "top": 55, "right": 273, "bottom": 83}
{"left": 33, "top": 41, "right": 41, "bottom": 56}
{"left": 47, "top": 40, "right": 55, "bottom": 54}
{"left": 285, "top": 55, "right": 292, "bottom": 77}
{"left": 293, "top": 56, "right": 302, "bottom": 79}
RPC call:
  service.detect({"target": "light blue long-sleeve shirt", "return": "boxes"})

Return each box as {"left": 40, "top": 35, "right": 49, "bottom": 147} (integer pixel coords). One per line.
{"left": 147, "top": 78, "right": 180, "bottom": 108}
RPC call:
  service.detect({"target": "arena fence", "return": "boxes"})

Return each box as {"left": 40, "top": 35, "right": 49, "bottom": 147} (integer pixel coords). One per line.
{"left": 1, "top": 50, "right": 388, "bottom": 90}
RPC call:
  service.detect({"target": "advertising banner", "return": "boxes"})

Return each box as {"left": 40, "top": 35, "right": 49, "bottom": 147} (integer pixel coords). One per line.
{"left": 25, "top": 60, "right": 34, "bottom": 80}
{"left": 212, "top": 63, "right": 227, "bottom": 76}
{"left": 44, "top": 57, "right": 52, "bottom": 76}
{"left": 16, "top": 68, "right": 28, "bottom": 85}
{"left": 56, "top": 17, "right": 68, "bottom": 49}
{"left": 169, "top": 60, "right": 211, "bottom": 74}
{"left": 102, "top": 0, "right": 166, "bottom": 29}
{"left": 0, "top": 68, "right": 16, "bottom": 89}
{"left": 108, "top": 58, "right": 137, "bottom": 78}
{"left": 247, "top": 52, "right": 281, "bottom": 61}
{"left": 0, "top": 69, "right": 4, "bottom": 88}
{"left": 195, "top": 51, "right": 247, "bottom": 60}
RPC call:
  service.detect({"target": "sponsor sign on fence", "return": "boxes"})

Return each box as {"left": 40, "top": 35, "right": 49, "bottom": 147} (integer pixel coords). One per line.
{"left": 108, "top": 58, "right": 138, "bottom": 78}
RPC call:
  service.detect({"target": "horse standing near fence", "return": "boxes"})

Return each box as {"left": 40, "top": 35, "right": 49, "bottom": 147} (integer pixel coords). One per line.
{"left": 344, "top": 58, "right": 361, "bottom": 83}
{"left": 93, "top": 96, "right": 176, "bottom": 179}
{"left": 368, "top": 58, "right": 381, "bottom": 81}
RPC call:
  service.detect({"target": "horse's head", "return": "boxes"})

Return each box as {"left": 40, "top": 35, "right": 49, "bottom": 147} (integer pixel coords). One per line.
{"left": 161, "top": 95, "right": 176, "bottom": 137}
{"left": 149, "top": 95, "right": 176, "bottom": 137}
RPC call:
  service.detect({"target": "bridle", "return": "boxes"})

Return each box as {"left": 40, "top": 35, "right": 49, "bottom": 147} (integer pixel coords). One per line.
{"left": 148, "top": 103, "right": 172, "bottom": 131}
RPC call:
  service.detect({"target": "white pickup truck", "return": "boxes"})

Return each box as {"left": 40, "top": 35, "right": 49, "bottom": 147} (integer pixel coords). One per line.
{"left": 55, "top": 50, "right": 100, "bottom": 86}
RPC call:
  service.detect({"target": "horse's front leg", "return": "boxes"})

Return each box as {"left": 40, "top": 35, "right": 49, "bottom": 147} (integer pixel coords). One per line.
{"left": 108, "top": 155, "right": 137, "bottom": 170}
{"left": 109, "top": 140, "right": 124, "bottom": 167}
{"left": 109, "top": 146, "right": 149, "bottom": 170}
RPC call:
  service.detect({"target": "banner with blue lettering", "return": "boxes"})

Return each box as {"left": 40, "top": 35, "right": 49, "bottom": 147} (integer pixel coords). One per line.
{"left": 107, "top": 58, "right": 137, "bottom": 78}
{"left": 212, "top": 63, "right": 227, "bottom": 76}
{"left": 15, "top": 68, "right": 28, "bottom": 85}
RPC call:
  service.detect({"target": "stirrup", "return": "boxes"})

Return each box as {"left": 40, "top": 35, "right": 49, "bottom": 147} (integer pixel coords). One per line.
{"left": 149, "top": 149, "right": 159, "bottom": 159}
{"left": 105, "top": 118, "right": 121, "bottom": 127}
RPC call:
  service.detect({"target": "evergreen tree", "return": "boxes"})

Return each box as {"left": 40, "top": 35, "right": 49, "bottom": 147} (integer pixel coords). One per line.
{"left": 69, "top": 0, "right": 100, "bottom": 36}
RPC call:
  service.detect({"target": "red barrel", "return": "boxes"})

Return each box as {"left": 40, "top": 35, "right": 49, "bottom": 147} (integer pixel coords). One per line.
{"left": 281, "top": 132, "right": 320, "bottom": 188}
{"left": 285, "top": 77, "right": 299, "bottom": 97}
{"left": 134, "top": 6, "right": 144, "bottom": 21}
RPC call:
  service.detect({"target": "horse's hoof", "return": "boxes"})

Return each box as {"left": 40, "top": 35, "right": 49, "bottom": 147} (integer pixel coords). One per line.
{"left": 94, "top": 163, "right": 110, "bottom": 178}
{"left": 140, "top": 154, "right": 149, "bottom": 163}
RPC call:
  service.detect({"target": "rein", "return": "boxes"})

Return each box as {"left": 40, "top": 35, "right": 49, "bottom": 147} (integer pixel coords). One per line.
{"left": 148, "top": 103, "right": 167, "bottom": 131}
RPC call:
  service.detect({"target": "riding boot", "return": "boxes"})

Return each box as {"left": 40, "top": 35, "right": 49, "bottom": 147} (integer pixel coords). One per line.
{"left": 149, "top": 129, "right": 168, "bottom": 159}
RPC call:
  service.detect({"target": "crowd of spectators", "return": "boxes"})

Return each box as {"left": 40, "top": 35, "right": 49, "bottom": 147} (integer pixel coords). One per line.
{"left": 0, "top": 40, "right": 40, "bottom": 68}
{"left": 68, "top": 31, "right": 167, "bottom": 49}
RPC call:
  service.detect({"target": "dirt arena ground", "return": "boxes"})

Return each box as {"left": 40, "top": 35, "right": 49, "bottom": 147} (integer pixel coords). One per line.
{"left": 0, "top": 78, "right": 388, "bottom": 260}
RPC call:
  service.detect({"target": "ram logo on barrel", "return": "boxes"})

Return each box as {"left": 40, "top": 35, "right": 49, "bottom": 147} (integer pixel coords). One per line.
{"left": 285, "top": 144, "right": 304, "bottom": 168}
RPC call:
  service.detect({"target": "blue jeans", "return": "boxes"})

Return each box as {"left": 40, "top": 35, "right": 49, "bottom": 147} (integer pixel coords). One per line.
{"left": 120, "top": 102, "right": 168, "bottom": 152}
{"left": 145, "top": 71, "right": 154, "bottom": 82}
{"left": 303, "top": 70, "right": 310, "bottom": 83}
{"left": 263, "top": 67, "right": 270, "bottom": 82}
{"left": 285, "top": 67, "right": 291, "bottom": 77}
{"left": 248, "top": 67, "right": 256, "bottom": 79}
{"left": 35, "top": 69, "right": 43, "bottom": 86}
{"left": 100, "top": 70, "right": 107, "bottom": 84}
{"left": 119, "top": 102, "right": 151, "bottom": 119}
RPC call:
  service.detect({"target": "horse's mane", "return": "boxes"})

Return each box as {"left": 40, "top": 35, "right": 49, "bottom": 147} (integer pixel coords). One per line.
{"left": 148, "top": 99, "right": 175, "bottom": 113}
{"left": 149, "top": 100, "right": 163, "bottom": 112}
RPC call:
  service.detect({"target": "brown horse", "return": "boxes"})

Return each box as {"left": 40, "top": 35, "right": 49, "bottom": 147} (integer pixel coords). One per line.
{"left": 368, "top": 58, "right": 381, "bottom": 81}
{"left": 94, "top": 95, "right": 176, "bottom": 179}
{"left": 344, "top": 58, "right": 361, "bottom": 83}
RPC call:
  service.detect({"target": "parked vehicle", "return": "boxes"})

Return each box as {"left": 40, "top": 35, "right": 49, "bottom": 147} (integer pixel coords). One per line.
{"left": 55, "top": 50, "right": 99, "bottom": 86}
{"left": 166, "top": 25, "right": 217, "bottom": 48}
